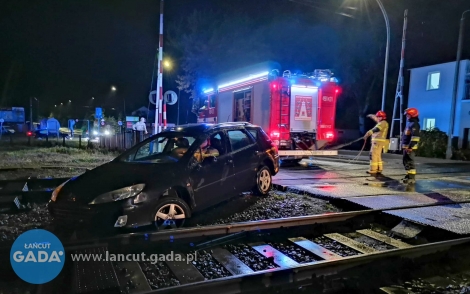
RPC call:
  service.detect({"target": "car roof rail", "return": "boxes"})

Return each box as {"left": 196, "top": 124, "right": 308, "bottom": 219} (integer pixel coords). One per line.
{"left": 211, "top": 122, "right": 253, "bottom": 128}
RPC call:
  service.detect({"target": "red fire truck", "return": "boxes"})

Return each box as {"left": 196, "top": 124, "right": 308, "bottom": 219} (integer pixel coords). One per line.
{"left": 193, "top": 62, "right": 340, "bottom": 161}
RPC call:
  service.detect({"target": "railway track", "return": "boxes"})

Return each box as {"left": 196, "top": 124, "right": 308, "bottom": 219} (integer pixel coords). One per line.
{"left": 0, "top": 178, "right": 69, "bottom": 210}
{"left": 1, "top": 208, "right": 469, "bottom": 294}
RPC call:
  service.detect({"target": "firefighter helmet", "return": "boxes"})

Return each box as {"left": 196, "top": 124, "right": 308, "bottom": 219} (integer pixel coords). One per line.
{"left": 404, "top": 108, "right": 419, "bottom": 117}
{"left": 376, "top": 111, "right": 386, "bottom": 118}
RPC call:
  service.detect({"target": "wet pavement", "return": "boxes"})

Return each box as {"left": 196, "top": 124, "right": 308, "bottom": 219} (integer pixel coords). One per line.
{"left": 273, "top": 154, "right": 470, "bottom": 235}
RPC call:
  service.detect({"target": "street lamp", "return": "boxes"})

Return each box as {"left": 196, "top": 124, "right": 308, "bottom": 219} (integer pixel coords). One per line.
{"left": 374, "top": 0, "right": 390, "bottom": 111}
{"left": 164, "top": 60, "right": 171, "bottom": 69}
{"left": 111, "top": 86, "right": 117, "bottom": 91}
{"left": 446, "top": 9, "right": 470, "bottom": 160}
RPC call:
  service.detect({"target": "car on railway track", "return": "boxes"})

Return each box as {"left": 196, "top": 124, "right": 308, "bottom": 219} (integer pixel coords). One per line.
{"left": 48, "top": 122, "right": 279, "bottom": 230}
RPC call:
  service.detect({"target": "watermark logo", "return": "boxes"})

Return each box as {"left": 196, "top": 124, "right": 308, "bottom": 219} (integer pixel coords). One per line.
{"left": 10, "top": 229, "right": 65, "bottom": 284}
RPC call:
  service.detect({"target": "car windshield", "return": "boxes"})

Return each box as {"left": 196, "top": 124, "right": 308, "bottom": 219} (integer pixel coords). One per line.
{"left": 120, "top": 133, "right": 197, "bottom": 163}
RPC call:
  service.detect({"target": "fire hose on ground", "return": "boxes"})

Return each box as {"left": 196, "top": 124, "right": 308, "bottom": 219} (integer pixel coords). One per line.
{"left": 320, "top": 137, "right": 368, "bottom": 162}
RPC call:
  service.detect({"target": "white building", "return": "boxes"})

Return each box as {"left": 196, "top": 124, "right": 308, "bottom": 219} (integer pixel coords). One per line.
{"left": 408, "top": 60, "right": 470, "bottom": 148}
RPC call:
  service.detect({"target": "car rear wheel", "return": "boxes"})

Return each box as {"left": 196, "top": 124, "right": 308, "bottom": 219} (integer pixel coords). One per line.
{"left": 253, "top": 166, "right": 272, "bottom": 196}
{"left": 153, "top": 197, "right": 190, "bottom": 230}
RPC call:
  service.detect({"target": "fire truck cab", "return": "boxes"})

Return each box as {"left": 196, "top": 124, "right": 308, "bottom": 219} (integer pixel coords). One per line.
{"left": 193, "top": 62, "right": 340, "bottom": 162}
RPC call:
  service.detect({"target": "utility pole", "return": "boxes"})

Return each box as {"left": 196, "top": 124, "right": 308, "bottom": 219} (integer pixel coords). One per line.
{"left": 154, "top": 0, "right": 164, "bottom": 134}
{"left": 390, "top": 10, "right": 408, "bottom": 150}
{"left": 375, "top": 0, "right": 390, "bottom": 111}
{"left": 29, "top": 97, "right": 33, "bottom": 131}
{"left": 177, "top": 88, "right": 181, "bottom": 125}
{"left": 446, "top": 10, "right": 470, "bottom": 159}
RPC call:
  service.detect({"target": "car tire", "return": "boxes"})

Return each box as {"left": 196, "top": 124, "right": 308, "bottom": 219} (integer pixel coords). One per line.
{"left": 153, "top": 197, "right": 190, "bottom": 230}
{"left": 253, "top": 166, "right": 272, "bottom": 196}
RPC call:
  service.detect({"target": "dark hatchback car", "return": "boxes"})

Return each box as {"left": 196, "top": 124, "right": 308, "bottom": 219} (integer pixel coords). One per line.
{"left": 48, "top": 122, "right": 279, "bottom": 230}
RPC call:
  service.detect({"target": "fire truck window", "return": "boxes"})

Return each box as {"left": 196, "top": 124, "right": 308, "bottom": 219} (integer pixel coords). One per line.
{"left": 234, "top": 90, "right": 252, "bottom": 123}
{"left": 210, "top": 96, "right": 216, "bottom": 108}
{"left": 227, "top": 130, "right": 253, "bottom": 152}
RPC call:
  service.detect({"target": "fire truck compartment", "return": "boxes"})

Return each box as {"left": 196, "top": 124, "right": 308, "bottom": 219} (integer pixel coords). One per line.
{"left": 289, "top": 86, "right": 318, "bottom": 133}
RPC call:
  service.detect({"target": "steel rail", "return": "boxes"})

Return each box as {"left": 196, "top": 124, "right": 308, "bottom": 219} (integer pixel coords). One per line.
{"left": 59, "top": 210, "right": 372, "bottom": 248}
{"left": 141, "top": 236, "right": 470, "bottom": 294}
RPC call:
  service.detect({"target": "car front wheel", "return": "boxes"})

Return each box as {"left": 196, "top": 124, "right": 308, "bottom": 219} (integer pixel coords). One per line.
{"left": 153, "top": 197, "right": 190, "bottom": 230}
{"left": 253, "top": 166, "right": 272, "bottom": 196}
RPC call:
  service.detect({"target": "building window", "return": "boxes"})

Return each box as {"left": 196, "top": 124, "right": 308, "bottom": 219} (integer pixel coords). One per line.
{"left": 426, "top": 72, "right": 440, "bottom": 90}
{"left": 424, "top": 118, "right": 436, "bottom": 130}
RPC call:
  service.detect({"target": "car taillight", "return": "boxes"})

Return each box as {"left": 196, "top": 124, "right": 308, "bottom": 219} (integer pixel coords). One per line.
{"left": 26, "top": 131, "right": 33, "bottom": 136}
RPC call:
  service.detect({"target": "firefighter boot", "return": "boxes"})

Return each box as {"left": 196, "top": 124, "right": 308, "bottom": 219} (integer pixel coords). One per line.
{"left": 402, "top": 174, "right": 416, "bottom": 184}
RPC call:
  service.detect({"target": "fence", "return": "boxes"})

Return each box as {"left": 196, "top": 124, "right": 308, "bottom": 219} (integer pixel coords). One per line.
{"left": 98, "top": 131, "right": 150, "bottom": 151}
{"left": 0, "top": 130, "right": 151, "bottom": 152}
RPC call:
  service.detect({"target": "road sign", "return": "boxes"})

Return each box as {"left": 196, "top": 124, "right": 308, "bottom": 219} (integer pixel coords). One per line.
{"left": 118, "top": 121, "right": 122, "bottom": 126}
{"left": 126, "top": 116, "right": 139, "bottom": 122}
{"left": 95, "top": 107, "right": 103, "bottom": 119}
{"left": 101, "top": 121, "right": 105, "bottom": 126}
{"left": 0, "top": 119, "right": 3, "bottom": 123}
{"left": 101, "top": 118, "right": 105, "bottom": 122}
{"left": 149, "top": 90, "right": 158, "bottom": 105}
{"left": 164, "top": 91, "right": 178, "bottom": 105}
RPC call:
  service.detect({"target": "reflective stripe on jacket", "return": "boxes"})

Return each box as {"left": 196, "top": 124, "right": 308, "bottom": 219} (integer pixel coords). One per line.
{"left": 401, "top": 119, "right": 420, "bottom": 149}
{"left": 368, "top": 120, "right": 389, "bottom": 142}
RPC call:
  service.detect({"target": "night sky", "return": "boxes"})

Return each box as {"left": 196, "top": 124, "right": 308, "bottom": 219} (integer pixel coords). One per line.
{"left": 0, "top": 0, "right": 469, "bottom": 123}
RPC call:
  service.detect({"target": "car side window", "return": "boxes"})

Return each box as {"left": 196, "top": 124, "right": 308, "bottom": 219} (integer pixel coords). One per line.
{"left": 209, "top": 132, "right": 226, "bottom": 155}
{"left": 227, "top": 130, "right": 253, "bottom": 152}
{"left": 248, "top": 129, "right": 258, "bottom": 140}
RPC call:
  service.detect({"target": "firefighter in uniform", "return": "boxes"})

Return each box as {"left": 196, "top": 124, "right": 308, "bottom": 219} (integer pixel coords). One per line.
{"left": 401, "top": 108, "right": 420, "bottom": 184}
{"left": 364, "top": 111, "right": 389, "bottom": 175}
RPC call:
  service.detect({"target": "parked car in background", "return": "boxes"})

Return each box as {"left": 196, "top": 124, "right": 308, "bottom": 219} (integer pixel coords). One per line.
{"left": 48, "top": 122, "right": 280, "bottom": 231}
{"left": 0, "top": 126, "right": 15, "bottom": 135}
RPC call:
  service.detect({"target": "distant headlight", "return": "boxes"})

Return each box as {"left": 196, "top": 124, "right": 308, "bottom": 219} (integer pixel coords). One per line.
{"left": 104, "top": 130, "right": 110, "bottom": 135}
{"left": 93, "top": 131, "right": 98, "bottom": 135}
{"left": 51, "top": 179, "right": 71, "bottom": 202}
{"left": 88, "top": 184, "right": 145, "bottom": 205}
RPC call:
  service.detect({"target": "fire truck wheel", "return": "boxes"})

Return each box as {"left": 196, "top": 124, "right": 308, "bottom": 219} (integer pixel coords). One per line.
{"left": 253, "top": 166, "right": 272, "bottom": 196}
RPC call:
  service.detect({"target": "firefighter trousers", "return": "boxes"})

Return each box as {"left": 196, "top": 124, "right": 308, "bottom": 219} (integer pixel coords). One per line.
{"left": 403, "top": 150, "right": 416, "bottom": 178}
{"left": 369, "top": 141, "right": 385, "bottom": 173}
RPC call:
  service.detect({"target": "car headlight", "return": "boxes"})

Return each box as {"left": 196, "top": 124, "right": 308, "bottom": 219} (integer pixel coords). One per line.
{"left": 88, "top": 184, "right": 145, "bottom": 205}
{"left": 51, "top": 179, "right": 70, "bottom": 202}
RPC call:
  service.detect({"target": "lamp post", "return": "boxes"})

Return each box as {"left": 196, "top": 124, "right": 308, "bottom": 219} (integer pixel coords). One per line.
{"left": 34, "top": 97, "right": 39, "bottom": 121}
{"left": 446, "top": 10, "right": 470, "bottom": 160}
{"left": 374, "top": 0, "right": 390, "bottom": 111}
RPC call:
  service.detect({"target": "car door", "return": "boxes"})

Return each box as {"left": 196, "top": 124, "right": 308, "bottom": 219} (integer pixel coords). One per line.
{"left": 189, "top": 131, "right": 235, "bottom": 211}
{"left": 226, "top": 128, "right": 258, "bottom": 193}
